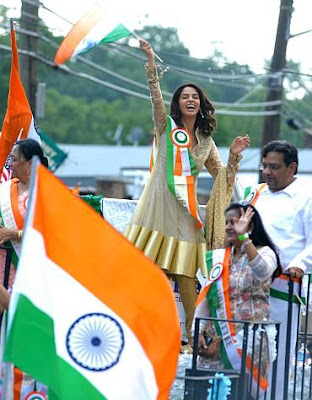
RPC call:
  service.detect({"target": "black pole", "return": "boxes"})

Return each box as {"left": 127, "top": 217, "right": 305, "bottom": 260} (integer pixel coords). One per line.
{"left": 20, "top": 0, "right": 40, "bottom": 116}
{"left": 0, "top": 246, "right": 12, "bottom": 329}
{"left": 261, "top": 0, "right": 294, "bottom": 147}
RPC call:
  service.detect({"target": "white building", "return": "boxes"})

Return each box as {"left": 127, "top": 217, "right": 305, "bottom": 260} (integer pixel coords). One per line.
{"left": 55, "top": 144, "right": 312, "bottom": 200}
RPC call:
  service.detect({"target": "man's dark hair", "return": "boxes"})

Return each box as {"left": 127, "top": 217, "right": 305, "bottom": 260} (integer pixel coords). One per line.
{"left": 262, "top": 140, "right": 298, "bottom": 174}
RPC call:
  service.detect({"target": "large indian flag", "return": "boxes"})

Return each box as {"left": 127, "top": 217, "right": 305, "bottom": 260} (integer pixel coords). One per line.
{"left": 54, "top": 1, "right": 132, "bottom": 65}
{"left": 4, "top": 162, "right": 180, "bottom": 399}
{"left": 0, "top": 19, "right": 40, "bottom": 182}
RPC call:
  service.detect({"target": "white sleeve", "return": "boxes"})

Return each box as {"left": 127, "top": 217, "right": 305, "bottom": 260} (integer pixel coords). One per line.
{"left": 286, "top": 199, "right": 312, "bottom": 273}
{"left": 249, "top": 246, "right": 277, "bottom": 282}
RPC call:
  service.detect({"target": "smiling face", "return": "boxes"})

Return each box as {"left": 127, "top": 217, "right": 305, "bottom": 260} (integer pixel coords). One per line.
{"left": 225, "top": 208, "right": 241, "bottom": 246}
{"left": 178, "top": 86, "right": 200, "bottom": 119}
{"left": 261, "top": 151, "right": 296, "bottom": 192}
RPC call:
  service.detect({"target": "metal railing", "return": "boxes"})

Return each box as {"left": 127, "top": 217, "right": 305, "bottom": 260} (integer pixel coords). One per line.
{"left": 288, "top": 272, "right": 312, "bottom": 400}
{"left": 181, "top": 317, "right": 280, "bottom": 400}
{"left": 173, "top": 273, "right": 312, "bottom": 400}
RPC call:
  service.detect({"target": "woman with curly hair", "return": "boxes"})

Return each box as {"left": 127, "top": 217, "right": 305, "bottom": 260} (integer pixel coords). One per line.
{"left": 124, "top": 39, "right": 249, "bottom": 346}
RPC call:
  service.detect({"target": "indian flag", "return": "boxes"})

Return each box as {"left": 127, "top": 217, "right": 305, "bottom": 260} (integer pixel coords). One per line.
{"left": 0, "top": 19, "right": 40, "bottom": 181}
{"left": 4, "top": 162, "right": 180, "bottom": 399}
{"left": 54, "top": 1, "right": 132, "bottom": 65}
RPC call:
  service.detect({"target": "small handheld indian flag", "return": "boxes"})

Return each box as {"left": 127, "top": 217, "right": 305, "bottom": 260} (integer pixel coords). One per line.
{"left": 54, "top": 1, "right": 132, "bottom": 65}
{"left": 4, "top": 161, "right": 180, "bottom": 399}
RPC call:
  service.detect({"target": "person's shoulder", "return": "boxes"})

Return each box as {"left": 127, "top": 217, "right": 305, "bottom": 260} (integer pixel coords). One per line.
{"left": 291, "top": 178, "right": 312, "bottom": 198}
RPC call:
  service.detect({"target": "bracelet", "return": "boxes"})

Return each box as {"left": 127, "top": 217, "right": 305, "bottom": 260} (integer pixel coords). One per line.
{"left": 17, "top": 230, "right": 23, "bottom": 241}
{"left": 238, "top": 233, "right": 249, "bottom": 241}
{"left": 241, "top": 239, "right": 252, "bottom": 253}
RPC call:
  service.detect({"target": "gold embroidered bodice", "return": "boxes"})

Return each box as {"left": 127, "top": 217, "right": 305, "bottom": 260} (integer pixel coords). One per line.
{"left": 145, "top": 63, "right": 241, "bottom": 183}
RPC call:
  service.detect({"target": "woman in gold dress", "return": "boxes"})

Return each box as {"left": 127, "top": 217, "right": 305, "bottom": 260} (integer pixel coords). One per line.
{"left": 124, "top": 39, "right": 250, "bottom": 344}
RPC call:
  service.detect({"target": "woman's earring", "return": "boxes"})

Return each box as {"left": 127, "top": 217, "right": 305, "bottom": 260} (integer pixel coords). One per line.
{"left": 199, "top": 109, "right": 204, "bottom": 119}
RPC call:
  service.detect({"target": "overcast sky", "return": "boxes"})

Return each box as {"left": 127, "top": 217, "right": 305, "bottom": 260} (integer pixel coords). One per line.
{"left": 4, "top": 0, "right": 312, "bottom": 73}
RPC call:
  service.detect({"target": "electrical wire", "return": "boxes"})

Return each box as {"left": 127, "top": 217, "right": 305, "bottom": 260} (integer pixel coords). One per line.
{"left": 0, "top": 42, "right": 283, "bottom": 117}
{"left": 7, "top": 25, "right": 284, "bottom": 109}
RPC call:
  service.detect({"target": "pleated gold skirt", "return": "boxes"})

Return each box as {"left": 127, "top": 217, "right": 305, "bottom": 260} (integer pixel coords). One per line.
{"left": 124, "top": 224, "right": 207, "bottom": 278}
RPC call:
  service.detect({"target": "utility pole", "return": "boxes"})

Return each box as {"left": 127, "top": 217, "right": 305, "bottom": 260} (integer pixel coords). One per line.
{"left": 20, "top": 0, "right": 40, "bottom": 116}
{"left": 261, "top": 0, "right": 294, "bottom": 147}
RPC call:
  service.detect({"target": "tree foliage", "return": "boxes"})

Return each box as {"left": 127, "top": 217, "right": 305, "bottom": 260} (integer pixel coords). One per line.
{"left": 0, "top": 19, "right": 310, "bottom": 147}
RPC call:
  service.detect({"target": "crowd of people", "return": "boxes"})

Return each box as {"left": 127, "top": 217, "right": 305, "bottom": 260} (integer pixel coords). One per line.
{"left": 124, "top": 39, "right": 312, "bottom": 399}
{"left": 0, "top": 38, "right": 311, "bottom": 400}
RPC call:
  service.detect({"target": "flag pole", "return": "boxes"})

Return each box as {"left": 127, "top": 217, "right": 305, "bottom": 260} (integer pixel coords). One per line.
{"left": 17, "top": 128, "right": 23, "bottom": 141}
{"left": 130, "top": 31, "right": 163, "bottom": 63}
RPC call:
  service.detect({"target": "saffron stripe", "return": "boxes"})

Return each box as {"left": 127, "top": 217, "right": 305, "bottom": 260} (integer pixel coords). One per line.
{"left": 10, "top": 179, "right": 24, "bottom": 229}
{"left": 174, "top": 147, "right": 182, "bottom": 175}
{"left": 29, "top": 164, "right": 180, "bottom": 399}
{"left": 54, "top": 3, "right": 106, "bottom": 64}
{"left": 13, "top": 367, "right": 23, "bottom": 400}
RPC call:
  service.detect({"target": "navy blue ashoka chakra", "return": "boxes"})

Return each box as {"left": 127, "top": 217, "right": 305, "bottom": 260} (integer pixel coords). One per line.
{"left": 66, "top": 313, "right": 125, "bottom": 372}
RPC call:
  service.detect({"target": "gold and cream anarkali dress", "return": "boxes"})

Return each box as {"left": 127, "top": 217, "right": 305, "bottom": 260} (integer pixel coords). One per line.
{"left": 124, "top": 65, "right": 241, "bottom": 280}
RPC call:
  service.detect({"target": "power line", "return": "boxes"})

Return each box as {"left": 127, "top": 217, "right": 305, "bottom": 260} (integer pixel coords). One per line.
{"left": 0, "top": 42, "right": 282, "bottom": 117}
{"left": 5, "top": 25, "right": 263, "bottom": 101}
{"left": 8, "top": 27, "right": 285, "bottom": 109}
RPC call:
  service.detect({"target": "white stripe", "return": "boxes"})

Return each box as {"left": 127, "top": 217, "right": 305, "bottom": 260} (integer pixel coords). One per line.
{"left": 215, "top": 277, "right": 242, "bottom": 370}
{"left": 180, "top": 148, "right": 191, "bottom": 176}
{"left": 27, "top": 117, "right": 41, "bottom": 143}
{"left": 73, "top": 19, "right": 126, "bottom": 57}
{"left": 174, "top": 175, "right": 189, "bottom": 210}
{"left": 0, "top": 181, "right": 21, "bottom": 256}
{"left": 270, "top": 276, "right": 301, "bottom": 295}
{"left": 172, "top": 144, "right": 177, "bottom": 172}
{"left": 9, "top": 227, "right": 158, "bottom": 400}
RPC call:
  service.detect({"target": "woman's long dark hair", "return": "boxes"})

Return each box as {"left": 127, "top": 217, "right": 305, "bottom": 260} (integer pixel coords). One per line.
{"left": 226, "top": 202, "right": 282, "bottom": 280}
{"left": 15, "top": 139, "right": 48, "bottom": 168}
{"left": 170, "top": 83, "right": 216, "bottom": 138}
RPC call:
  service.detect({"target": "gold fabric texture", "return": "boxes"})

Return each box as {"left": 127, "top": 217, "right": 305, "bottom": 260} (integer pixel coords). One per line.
{"left": 125, "top": 224, "right": 207, "bottom": 278}
{"left": 123, "top": 65, "right": 242, "bottom": 278}
{"left": 206, "top": 163, "right": 238, "bottom": 250}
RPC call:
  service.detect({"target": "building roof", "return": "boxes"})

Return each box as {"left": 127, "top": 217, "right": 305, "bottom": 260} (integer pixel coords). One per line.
{"left": 56, "top": 144, "right": 312, "bottom": 178}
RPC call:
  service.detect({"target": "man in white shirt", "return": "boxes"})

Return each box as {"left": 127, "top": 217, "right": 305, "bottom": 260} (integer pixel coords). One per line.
{"left": 245, "top": 140, "right": 312, "bottom": 399}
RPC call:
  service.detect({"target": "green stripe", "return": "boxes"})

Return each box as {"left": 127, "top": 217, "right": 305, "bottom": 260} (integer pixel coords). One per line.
{"left": 5, "top": 295, "right": 106, "bottom": 400}
{"left": 206, "top": 251, "right": 232, "bottom": 369}
{"left": 187, "top": 148, "right": 198, "bottom": 175}
{"left": 166, "top": 116, "right": 176, "bottom": 196}
{"left": 99, "top": 24, "right": 131, "bottom": 44}
{"left": 244, "top": 186, "right": 251, "bottom": 199}
{"left": 270, "top": 288, "right": 305, "bottom": 305}
{"left": 205, "top": 250, "right": 213, "bottom": 276}
{"left": 207, "top": 278, "right": 232, "bottom": 369}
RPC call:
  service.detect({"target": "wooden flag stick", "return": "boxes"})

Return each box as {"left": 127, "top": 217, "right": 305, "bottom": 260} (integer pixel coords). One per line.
{"left": 17, "top": 128, "right": 23, "bottom": 141}
{"left": 130, "top": 31, "right": 163, "bottom": 63}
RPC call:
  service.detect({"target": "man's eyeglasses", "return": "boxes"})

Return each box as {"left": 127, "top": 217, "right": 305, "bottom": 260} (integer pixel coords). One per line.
{"left": 259, "top": 163, "right": 285, "bottom": 171}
